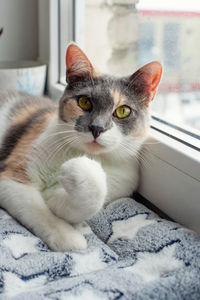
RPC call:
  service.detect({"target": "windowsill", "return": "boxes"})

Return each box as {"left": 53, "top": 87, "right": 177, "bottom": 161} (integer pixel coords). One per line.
{"left": 48, "top": 82, "right": 200, "bottom": 234}
{"left": 139, "top": 127, "right": 200, "bottom": 234}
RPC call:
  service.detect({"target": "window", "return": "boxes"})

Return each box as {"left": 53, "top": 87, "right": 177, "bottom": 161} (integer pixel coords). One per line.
{"left": 58, "top": 0, "right": 200, "bottom": 138}
{"left": 39, "top": 0, "right": 200, "bottom": 233}
{"left": 138, "top": 22, "right": 155, "bottom": 66}
{"left": 163, "top": 23, "right": 180, "bottom": 71}
{"left": 59, "top": 0, "right": 75, "bottom": 84}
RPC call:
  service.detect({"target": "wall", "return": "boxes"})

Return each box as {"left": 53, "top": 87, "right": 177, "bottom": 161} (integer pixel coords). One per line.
{"left": 0, "top": 0, "right": 38, "bottom": 61}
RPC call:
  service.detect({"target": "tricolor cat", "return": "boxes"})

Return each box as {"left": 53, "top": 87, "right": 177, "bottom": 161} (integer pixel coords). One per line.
{"left": 0, "top": 44, "right": 162, "bottom": 251}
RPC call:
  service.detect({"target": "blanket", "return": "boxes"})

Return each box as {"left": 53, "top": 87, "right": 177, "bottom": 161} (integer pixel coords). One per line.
{"left": 0, "top": 197, "right": 200, "bottom": 299}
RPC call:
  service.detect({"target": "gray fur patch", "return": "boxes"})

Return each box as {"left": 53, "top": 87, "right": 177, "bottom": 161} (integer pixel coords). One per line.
{"left": 59, "top": 74, "right": 150, "bottom": 137}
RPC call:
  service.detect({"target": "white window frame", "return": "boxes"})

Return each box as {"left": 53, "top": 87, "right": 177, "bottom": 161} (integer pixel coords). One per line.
{"left": 38, "top": 0, "right": 200, "bottom": 234}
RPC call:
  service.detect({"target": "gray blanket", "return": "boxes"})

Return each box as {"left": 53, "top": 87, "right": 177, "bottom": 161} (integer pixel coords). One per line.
{"left": 0, "top": 198, "right": 200, "bottom": 299}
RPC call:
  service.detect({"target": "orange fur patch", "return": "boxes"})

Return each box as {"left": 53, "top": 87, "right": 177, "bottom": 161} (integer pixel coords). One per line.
{"left": 62, "top": 99, "right": 83, "bottom": 122}
{"left": 92, "top": 69, "right": 102, "bottom": 78}
{"left": 11, "top": 105, "right": 44, "bottom": 125}
{"left": 132, "top": 127, "right": 149, "bottom": 139}
{"left": 112, "top": 90, "right": 128, "bottom": 110}
{"left": 1, "top": 112, "right": 56, "bottom": 184}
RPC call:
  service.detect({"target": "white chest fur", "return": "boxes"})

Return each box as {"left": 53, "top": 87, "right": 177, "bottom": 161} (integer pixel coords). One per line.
{"left": 102, "top": 158, "right": 139, "bottom": 203}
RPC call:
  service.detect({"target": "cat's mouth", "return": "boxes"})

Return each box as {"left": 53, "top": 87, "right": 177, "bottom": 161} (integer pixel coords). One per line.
{"left": 85, "top": 140, "right": 105, "bottom": 152}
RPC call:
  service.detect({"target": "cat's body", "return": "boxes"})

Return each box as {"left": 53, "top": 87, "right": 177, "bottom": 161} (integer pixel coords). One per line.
{"left": 0, "top": 44, "right": 162, "bottom": 251}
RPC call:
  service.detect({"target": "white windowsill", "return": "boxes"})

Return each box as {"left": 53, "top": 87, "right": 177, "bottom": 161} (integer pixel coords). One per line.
{"left": 139, "top": 128, "right": 200, "bottom": 234}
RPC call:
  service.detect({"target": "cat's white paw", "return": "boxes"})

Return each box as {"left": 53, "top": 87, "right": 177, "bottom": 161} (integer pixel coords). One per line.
{"left": 46, "top": 221, "right": 87, "bottom": 252}
{"left": 58, "top": 156, "right": 107, "bottom": 222}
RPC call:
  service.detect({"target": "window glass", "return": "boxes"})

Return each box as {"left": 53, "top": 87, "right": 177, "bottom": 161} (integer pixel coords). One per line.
{"left": 138, "top": 22, "right": 155, "bottom": 66}
{"left": 60, "top": 0, "right": 200, "bottom": 133}
{"left": 163, "top": 23, "right": 180, "bottom": 71}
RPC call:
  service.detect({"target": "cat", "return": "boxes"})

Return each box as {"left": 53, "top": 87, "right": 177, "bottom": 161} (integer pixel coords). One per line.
{"left": 0, "top": 43, "right": 162, "bottom": 251}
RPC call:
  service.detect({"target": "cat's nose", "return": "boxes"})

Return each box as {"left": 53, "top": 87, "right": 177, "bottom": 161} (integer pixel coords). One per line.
{"left": 88, "top": 125, "right": 104, "bottom": 139}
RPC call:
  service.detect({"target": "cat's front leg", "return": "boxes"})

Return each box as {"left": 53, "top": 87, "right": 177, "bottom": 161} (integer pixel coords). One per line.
{"left": 47, "top": 156, "right": 107, "bottom": 224}
{"left": 0, "top": 179, "right": 87, "bottom": 252}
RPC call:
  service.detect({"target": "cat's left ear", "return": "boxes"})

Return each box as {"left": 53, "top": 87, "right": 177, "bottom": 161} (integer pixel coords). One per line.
{"left": 66, "top": 43, "right": 98, "bottom": 83}
{"left": 129, "top": 61, "right": 162, "bottom": 105}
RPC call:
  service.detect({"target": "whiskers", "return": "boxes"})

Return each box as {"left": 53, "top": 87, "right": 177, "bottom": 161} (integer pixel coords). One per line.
{"left": 30, "top": 123, "right": 82, "bottom": 178}
{"left": 138, "top": 147, "right": 154, "bottom": 169}
{"left": 46, "top": 134, "right": 79, "bottom": 163}
{"left": 119, "top": 140, "right": 153, "bottom": 169}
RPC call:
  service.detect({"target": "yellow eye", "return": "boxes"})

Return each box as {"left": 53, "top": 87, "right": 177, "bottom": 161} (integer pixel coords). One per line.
{"left": 78, "top": 96, "right": 92, "bottom": 111}
{"left": 115, "top": 105, "right": 131, "bottom": 119}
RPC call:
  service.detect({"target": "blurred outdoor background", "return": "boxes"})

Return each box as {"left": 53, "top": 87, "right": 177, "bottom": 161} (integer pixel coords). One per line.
{"left": 72, "top": 0, "right": 200, "bottom": 132}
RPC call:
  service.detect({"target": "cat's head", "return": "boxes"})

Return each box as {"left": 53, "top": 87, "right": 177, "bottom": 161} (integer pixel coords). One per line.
{"left": 59, "top": 43, "right": 162, "bottom": 158}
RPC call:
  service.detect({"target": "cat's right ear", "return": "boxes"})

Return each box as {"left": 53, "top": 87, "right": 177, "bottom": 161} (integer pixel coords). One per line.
{"left": 129, "top": 61, "right": 162, "bottom": 105}
{"left": 66, "top": 43, "right": 96, "bottom": 83}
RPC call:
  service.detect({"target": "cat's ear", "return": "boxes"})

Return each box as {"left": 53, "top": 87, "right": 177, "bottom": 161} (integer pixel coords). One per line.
{"left": 66, "top": 43, "right": 97, "bottom": 83}
{"left": 129, "top": 62, "right": 162, "bottom": 105}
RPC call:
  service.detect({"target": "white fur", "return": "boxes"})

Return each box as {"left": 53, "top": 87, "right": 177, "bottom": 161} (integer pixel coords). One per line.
{"left": 47, "top": 156, "right": 107, "bottom": 224}
{"left": 71, "top": 122, "right": 124, "bottom": 155}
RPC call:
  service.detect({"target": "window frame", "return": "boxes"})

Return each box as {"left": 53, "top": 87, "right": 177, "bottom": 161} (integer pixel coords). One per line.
{"left": 139, "top": 126, "right": 200, "bottom": 234}
{"left": 39, "top": 0, "right": 200, "bottom": 234}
